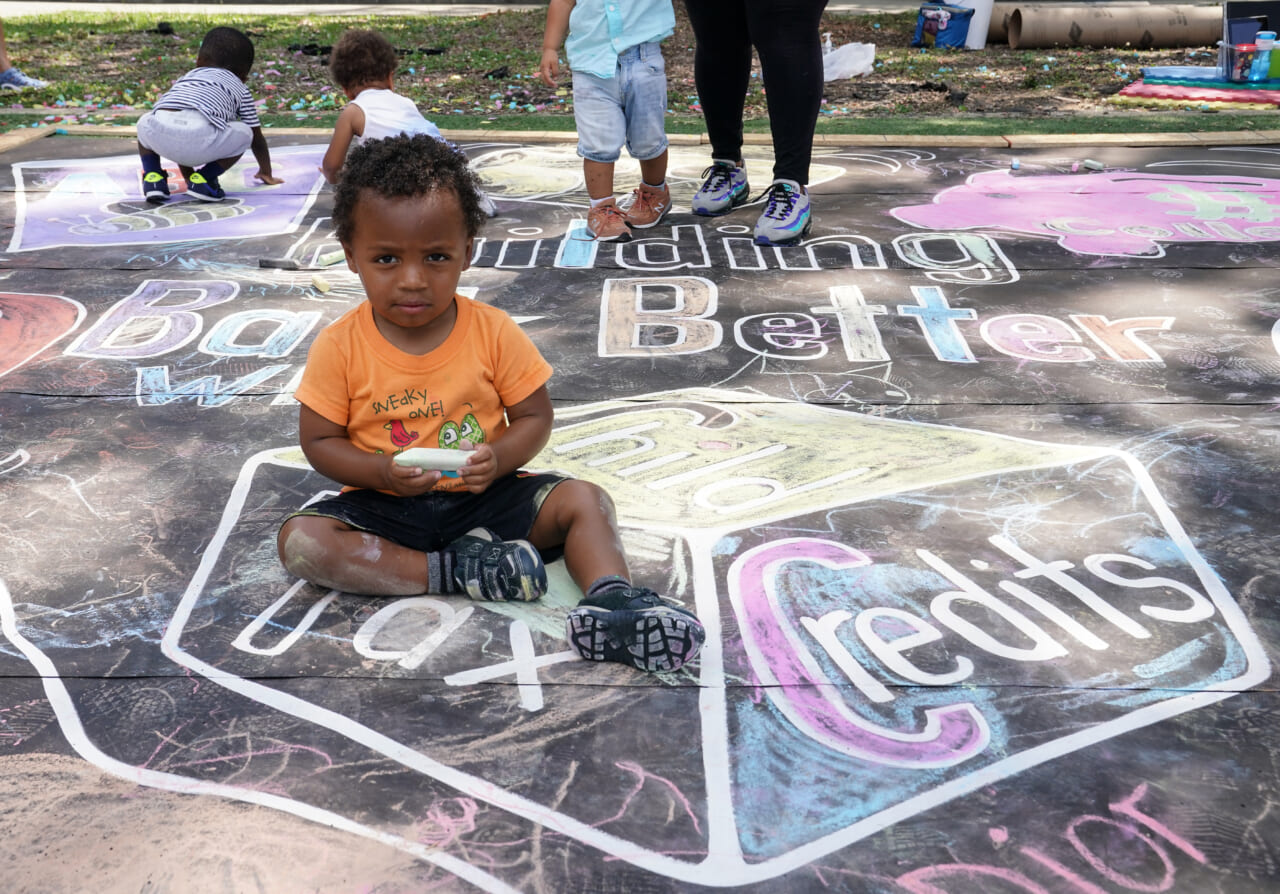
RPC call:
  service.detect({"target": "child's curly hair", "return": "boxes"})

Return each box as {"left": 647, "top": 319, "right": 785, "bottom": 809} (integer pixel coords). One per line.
{"left": 329, "top": 29, "right": 399, "bottom": 92}
{"left": 198, "top": 27, "right": 255, "bottom": 80}
{"left": 333, "top": 134, "right": 488, "bottom": 244}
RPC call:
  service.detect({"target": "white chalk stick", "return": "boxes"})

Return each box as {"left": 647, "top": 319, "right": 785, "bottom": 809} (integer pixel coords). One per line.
{"left": 393, "top": 447, "right": 474, "bottom": 472}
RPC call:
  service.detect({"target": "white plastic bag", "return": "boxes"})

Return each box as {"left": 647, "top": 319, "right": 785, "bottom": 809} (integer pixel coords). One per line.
{"left": 822, "top": 42, "right": 875, "bottom": 81}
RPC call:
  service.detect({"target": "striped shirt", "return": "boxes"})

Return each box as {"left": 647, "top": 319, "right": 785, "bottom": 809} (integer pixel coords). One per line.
{"left": 155, "top": 67, "right": 261, "bottom": 130}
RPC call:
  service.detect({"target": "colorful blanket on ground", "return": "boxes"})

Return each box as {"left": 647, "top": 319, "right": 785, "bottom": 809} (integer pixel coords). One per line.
{"left": 1114, "top": 80, "right": 1280, "bottom": 107}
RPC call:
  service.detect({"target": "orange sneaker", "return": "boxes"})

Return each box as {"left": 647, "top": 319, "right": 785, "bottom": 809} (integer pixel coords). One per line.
{"left": 624, "top": 181, "right": 672, "bottom": 229}
{"left": 586, "top": 198, "right": 632, "bottom": 242}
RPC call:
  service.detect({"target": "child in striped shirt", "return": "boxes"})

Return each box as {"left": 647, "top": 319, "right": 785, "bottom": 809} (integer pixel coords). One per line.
{"left": 135, "top": 26, "right": 283, "bottom": 203}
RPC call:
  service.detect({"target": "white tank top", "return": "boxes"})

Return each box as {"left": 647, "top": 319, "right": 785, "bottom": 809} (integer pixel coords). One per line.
{"left": 350, "top": 88, "right": 442, "bottom": 145}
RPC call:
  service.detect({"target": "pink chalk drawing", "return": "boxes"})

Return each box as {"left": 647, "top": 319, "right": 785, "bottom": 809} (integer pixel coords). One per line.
{"left": 727, "top": 537, "right": 990, "bottom": 768}
{"left": 891, "top": 171, "right": 1280, "bottom": 257}
{"left": 0, "top": 292, "right": 86, "bottom": 380}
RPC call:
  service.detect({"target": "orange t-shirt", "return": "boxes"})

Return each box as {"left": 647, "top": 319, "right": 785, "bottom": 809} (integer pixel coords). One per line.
{"left": 294, "top": 295, "right": 552, "bottom": 492}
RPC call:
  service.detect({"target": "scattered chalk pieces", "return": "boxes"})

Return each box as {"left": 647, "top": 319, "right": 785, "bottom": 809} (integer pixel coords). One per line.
{"left": 317, "top": 249, "right": 346, "bottom": 267}
{"left": 1082, "top": 159, "right": 1105, "bottom": 171}
{"left": 311, "top": 274, "right": 332, "bottom": 293}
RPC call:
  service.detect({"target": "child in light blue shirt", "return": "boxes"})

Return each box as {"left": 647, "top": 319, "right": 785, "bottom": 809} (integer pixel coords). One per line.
{"left": 539, "top": 0, "right": 675, "bottom": 243}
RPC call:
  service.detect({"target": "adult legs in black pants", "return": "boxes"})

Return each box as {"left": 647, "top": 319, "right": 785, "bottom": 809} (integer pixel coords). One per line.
{"left": 683, "top": 0, "right": 828, "bottom": 187}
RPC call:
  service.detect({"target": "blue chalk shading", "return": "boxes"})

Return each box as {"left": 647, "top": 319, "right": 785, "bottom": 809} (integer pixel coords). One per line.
{"left": 1127, "top": 535, "right": 1186, "bottom": 565}
{"left": 713, "top": 535, "right": 742, "bottom": 556}
{"left": 554, "top": 219, "right": 597, "bottom": 268}
{"left": 1108, "top": 631, "right": 1249, "bottom": 708}
{"left": 1133, "top": 635, "right": 1210, "bottom": 678}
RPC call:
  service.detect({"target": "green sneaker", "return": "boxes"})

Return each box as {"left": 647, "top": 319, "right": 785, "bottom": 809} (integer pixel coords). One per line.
{"left": 187, "top": 171, "right": 225, "bottom": 202}
{"left": 142, "top": 170, "right": 170, "bottom": 203}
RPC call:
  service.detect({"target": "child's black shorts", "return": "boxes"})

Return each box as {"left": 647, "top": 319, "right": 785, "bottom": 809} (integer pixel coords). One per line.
{"left": 284, "top": 472, "right": 567, "bottom": 559}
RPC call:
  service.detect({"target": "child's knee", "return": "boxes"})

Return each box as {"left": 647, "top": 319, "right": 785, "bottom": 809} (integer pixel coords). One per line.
{"left": 277, "top": 517, "right": 332, "bottom": 581}
{"left": 542, "top": 478, "right": 617, "bottom": 528}
{"left": 565, "top": 478, "right": 614, "bottom": 511}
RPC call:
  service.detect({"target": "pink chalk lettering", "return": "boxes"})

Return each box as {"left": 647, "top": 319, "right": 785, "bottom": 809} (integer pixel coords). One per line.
{"left": 727, "top": 537, "right": 989, "bottom": 768}
{"left": 1065, "top": 817, "right": 1175, "bottom": 892}
{"left": 1070, "top": 316, "right": 1174, "bottom": 363}
{"left": 980, "top": 314, "right": 1094, "bottom": 363}
{"left": 1019, "top": 846, "right": 1110, "bottom": 894}
{"left": 1108, "top": 783, "right": 1207, "bottom": 864}
{"left": 897, "top": 863, "right": 1052, "bottom": 893}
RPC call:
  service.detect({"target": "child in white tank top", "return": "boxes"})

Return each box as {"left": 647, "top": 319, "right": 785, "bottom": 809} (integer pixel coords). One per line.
{"left": 321, "top": 29, "right": 497, "bottom": 216}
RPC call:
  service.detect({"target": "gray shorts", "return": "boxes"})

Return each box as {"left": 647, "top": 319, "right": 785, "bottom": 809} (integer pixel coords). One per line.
{"left": 136, "top": 108, "right": 252, "bottom": 168}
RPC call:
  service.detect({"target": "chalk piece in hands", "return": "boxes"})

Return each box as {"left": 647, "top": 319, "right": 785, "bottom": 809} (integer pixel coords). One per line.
{"left": 393, "top": 447, "right": 474, "bottom": 474}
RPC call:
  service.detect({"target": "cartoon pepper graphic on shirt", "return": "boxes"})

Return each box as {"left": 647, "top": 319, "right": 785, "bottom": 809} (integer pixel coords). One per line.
{"left": 439, "top": 412, "right": 485, "bottom": 449}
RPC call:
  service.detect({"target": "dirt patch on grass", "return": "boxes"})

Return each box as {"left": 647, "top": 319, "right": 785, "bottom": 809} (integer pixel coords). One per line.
{"left": 5, "top": 7, "right": 1228, "bottom": 124}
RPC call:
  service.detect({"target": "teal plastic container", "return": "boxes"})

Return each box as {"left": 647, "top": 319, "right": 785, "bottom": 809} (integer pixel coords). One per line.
{"left": 1250, "top": 31, "right": 1275, "bottom": 81}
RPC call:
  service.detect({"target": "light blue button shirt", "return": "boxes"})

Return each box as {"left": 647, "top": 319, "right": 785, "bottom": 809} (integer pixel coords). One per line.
{"left": 564, "top": 0, "right": 676, "bottom": 79}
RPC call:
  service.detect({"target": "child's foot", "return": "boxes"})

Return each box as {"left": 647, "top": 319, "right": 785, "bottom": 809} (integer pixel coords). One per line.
{"left": 566, "top": 586, "right": 705, "bottom": 673}
{"left": 449, "top": 528, "right": 547, "bottom": 602}
{"left": 623, "top": 182, "right": 672, "bottom": 229}
{"left": 142, "top": 170, "right": 170, "bottom": 203}
{"left": 691, "top": 159, "right": 749, "bottom": 216}
{"left": 585, "top": 199, "right": 631, "bottom": 242}
{"left": 187, "top": 171, "right": 225, "bottom": 202}
{"left": 0, "top": 68, "right": 49, "bottom": 91}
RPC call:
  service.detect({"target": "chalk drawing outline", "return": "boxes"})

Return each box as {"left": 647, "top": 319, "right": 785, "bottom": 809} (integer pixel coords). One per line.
{"left": 0, "top": 291, "right": 87, "bottom": 380}
{"left": 148, "top": 390, "right": 1270, "bottom": 884}
{"left": 7, "top": 146, "right": 327, "bottom": 252}
{"left": 3, "top": 390, "right": 1268, "bottom": 887}
{"left": 0, "top": 576, "right": 520, "bottom": 894}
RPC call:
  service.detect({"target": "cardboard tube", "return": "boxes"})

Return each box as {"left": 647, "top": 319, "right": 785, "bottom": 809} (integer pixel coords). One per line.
{"left": 989, "top": 1, "right": 1152, "bottom": 43}
{"left": 1007, "top": 4, "right": 1222, "bottom": 49}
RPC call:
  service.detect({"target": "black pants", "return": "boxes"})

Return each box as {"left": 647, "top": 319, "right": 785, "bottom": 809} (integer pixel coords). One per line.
{"left": 683, "top": 0, "right": 829, "bottom": 186}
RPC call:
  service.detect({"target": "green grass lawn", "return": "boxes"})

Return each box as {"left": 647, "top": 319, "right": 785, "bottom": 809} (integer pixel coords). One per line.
{"left": 1, "top": 8, "right": 1276, "bottom": 137}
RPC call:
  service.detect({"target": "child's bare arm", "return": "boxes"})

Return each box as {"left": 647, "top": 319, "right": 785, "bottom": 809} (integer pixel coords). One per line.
{"left": 456, "top": 385, "right": 553, "bottom": 494}
{"left": 539, "top": 0, "right": 575, "bottom": 87}
{"left": 320, "top": 103, "right": 364, "bottom": 184}
{"left": 298, "top": 404, "right": 441, "bottom": 496}
{"left": 249, "top": 126, "right": 284, "bottom": 185}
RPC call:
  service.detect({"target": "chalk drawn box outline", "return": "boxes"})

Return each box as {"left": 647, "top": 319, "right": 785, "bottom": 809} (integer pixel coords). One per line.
{"left": 7, "top": 389, "right": 1262, "bottom": 887}
{"left": 6, "top": 146, "right": 327, "bottom": 252}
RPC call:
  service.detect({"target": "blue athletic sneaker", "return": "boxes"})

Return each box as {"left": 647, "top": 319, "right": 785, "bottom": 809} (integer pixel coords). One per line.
{"left": 0, "top": 68, "right": 48, "bottom": 91}
{"left": 566, "top": 586, "right": 705, "bottom": 673}
{"left": 187, "top": 171, "right": 225, "bottom": 202}
{"left": 753, "top": 179, "right": 812, "bottom": 246}
{"left": 691, "top": 159, "right": 750, "bottom": 216}
{"left": 142, "top": 170, "right": 170, "bottom": 203}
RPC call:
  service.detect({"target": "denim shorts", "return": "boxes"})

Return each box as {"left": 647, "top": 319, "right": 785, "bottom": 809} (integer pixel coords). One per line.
{"left": 136, "top": 108, "right": 252, "bottom": 168}
{"left": 285, "top": 472, "right": 567, "bottom": 560}
{"left": 572, "top": 42, "right": 669, "bottom": 164}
